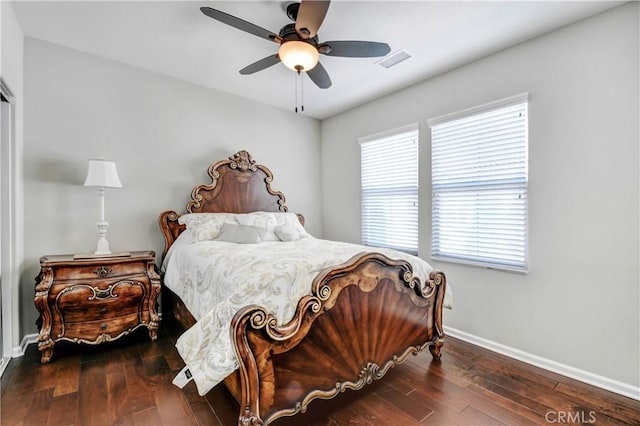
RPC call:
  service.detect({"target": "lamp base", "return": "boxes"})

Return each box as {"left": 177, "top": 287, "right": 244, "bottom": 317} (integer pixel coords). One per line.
{"left": 94, "top": 248, "right": 111, "bottom": 255}
{"left": 95, "top": 221, "right": 111, "bottom": 255}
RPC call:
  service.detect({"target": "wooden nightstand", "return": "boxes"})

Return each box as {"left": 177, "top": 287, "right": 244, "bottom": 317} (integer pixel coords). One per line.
{"left": 34, "top": 250, "right": 161, "bottom": 363}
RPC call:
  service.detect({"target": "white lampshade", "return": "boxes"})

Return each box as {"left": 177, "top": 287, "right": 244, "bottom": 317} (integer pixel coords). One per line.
{"left": 83, "top": 159, "right": 122, "bottom": 188}
{"left": 278, "top": 41, "right": 319, "bottom": 72}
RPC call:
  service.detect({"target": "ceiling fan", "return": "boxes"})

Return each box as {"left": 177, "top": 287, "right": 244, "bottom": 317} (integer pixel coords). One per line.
{"left": 200, "top": 1, "right": 391, "bottom": 89}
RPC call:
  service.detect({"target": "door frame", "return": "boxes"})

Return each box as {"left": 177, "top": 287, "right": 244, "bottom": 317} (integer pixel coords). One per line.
{"left": 1, "top": 77, "right": 17, "bottom": 374}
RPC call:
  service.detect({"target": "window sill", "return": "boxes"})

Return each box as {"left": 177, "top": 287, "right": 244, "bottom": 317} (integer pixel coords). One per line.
{"left": 429, "top": 255, "right": 528, "bottom": 275}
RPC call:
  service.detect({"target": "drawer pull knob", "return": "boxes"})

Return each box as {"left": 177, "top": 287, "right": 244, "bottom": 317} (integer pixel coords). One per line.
{"left": 94, "top": 266, "right": 112, "bottom": 277}
{"left": 99, "top": 308, "right": 108, "bottom": 315}
{"left": 100, "top": 323, "right": 107, "bottom": 330}
{"left": 95, "top": 290, "right": 111, "bottom": 299}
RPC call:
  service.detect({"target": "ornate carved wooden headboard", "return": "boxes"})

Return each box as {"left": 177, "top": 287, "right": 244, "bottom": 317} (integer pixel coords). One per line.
{"left": 158, "top": 150, "right": 304, "bottom": 260}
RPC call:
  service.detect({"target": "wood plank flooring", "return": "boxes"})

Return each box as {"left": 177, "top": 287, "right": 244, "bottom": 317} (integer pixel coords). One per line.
{"left": 2, "top": 321, "right": 638, "bottom": 425}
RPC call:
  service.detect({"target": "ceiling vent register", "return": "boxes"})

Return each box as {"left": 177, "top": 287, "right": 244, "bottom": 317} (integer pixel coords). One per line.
{"left": 377, "top": 49, "right": 412, "bottom": 69}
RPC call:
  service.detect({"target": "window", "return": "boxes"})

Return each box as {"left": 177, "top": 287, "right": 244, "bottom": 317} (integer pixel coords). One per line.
{"left": 360, "top": 124, "right": 419, "bottom": 255}
{"left": 429, "top": 94, "right": 528, "bottom": 272}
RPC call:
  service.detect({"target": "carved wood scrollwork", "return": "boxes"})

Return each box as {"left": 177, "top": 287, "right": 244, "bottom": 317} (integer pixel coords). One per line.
{"left": 34, "top": 266, "right": 55, "bottom": 363}
{"left": 275, "top": 345, "right": 430, "bottom": 421}
{"left": 229, "top": 150, "right": 257, "bottom": 172}
{"left": 146, "top": 259, "right": 162, "bottom": 341}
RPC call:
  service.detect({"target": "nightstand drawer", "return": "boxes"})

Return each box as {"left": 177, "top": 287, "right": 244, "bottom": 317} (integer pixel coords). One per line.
{"left": 55, "top": 312, "right": 145, "bottom": 342}
{"left": 53, "top": 280, "right": 145, "bottom": 323}
{"left": 51, "top": 260, "right": 148, "bottom": 282}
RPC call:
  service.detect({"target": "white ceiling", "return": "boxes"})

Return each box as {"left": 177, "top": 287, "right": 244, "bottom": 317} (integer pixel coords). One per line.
{"left": 11, "top": 1, "right": 622, "bottom": 119}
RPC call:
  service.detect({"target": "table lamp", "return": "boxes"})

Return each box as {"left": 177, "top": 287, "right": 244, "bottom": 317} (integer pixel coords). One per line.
{"left": 83, "top": 158, "right": 122, "bottom": 255}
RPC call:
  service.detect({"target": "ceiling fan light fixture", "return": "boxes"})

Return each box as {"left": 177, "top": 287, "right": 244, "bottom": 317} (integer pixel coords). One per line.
{"left": 278, "top": 41, "right": 319, "bottom": 72}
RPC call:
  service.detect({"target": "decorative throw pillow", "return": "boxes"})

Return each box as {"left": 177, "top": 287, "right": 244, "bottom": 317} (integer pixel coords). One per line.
{"left": 215, "top": 223, "right": 262, "bottom": 244}
{"left": 235, "top": 212, "right": 279, "bottom": 241}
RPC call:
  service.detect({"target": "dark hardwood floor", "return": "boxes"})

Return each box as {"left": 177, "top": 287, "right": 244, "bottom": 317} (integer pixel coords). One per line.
{"left": 2, "top": 321, "right": 638, "bottom": 425}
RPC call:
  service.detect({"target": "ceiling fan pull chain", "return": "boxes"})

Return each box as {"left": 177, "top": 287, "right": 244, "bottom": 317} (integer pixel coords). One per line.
{"left": 294, "top": 71, "right": 299, "bottom": 113}
{"left": 301, "top": 72, "right": 305, "bottom": 113}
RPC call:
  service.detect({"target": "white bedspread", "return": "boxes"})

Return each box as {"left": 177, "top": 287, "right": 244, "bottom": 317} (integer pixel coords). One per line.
{"left": 162, "top": 234, "right": 448, "bottom": 396}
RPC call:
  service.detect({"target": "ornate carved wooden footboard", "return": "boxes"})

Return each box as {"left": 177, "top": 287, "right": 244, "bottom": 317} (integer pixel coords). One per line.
{"left": 230, "top": 252, "right": 446, "bottom": 425}
{"left": 158, "top": 150, "right": 446, "bottom": 426}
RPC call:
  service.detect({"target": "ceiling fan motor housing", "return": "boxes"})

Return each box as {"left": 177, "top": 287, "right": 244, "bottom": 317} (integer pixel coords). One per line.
{"left": 279, "top": 23, "right": 318, "bottom": 45}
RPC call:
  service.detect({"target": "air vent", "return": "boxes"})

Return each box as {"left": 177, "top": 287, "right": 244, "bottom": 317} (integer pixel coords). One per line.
{"left": 376, "top": 49, "right": 412, "bottom": 69}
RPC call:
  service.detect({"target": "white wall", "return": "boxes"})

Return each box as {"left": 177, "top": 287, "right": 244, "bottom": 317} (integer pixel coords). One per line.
{"left": 21, "top": 38, "right": 321, "bottom": 338}
{"left": 321, "top": 3, "right": 639, "bottom": 389}
{"left": 1, "top": 1, "right": 24, "bottom": 354}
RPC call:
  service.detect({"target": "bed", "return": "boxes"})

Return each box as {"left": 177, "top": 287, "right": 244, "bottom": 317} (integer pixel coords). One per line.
{"left": 158, "top": 150, "right": 447, "bottom": 425}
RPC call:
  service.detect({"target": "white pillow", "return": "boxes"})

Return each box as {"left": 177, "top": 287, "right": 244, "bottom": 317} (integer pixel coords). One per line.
{"left": 177, "top": 212, "right": 308, "bottom": 242}
{"left": 215, "top": 222, "right": 262, "bottom": 244}
{"left": 178, "top": 213, "right": 231, "bottom": 242}
{"left": 274, "top": 223, "right": 301, "bottom": 241}
{"left": 273, "top": 212, "right": 309, "bottom": 241}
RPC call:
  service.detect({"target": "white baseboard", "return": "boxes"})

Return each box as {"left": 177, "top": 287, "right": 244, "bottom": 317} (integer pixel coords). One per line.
{"left": 444, "top": 326, "right": 640, "bottom": 401}
{"left": 12, "top": 333, "right": 37, "bottom": 358}
{"left": 0, "top": 356, "right": 9, "bottom": 378}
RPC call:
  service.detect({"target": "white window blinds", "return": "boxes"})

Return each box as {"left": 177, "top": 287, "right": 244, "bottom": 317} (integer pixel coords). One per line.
{"left": 360, "top": 124, "right": 419, "bottom": 255}
{"left": 429, "top": 94, "right": 528, "bottom": 272}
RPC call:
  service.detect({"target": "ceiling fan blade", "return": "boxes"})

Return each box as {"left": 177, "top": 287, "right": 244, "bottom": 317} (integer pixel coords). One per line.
{"left": 319, "top": 41, "right": 391, "bottom": 58}
{"left": 239, "top": 55, "right": 281, "bottom": 75}
{"left": 295, "top": 0, "right": 330, "bottom": 39}
{"left": 307, "top": 62, "right": 332, "bottom": 89}
{"left": 200, "top": 7, "right": 281, "bottom": 43}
